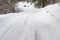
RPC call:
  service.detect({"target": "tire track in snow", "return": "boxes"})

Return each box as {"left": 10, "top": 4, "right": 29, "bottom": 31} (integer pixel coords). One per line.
{"left": 0, "top": 13, "right": 29, "bottom": 40}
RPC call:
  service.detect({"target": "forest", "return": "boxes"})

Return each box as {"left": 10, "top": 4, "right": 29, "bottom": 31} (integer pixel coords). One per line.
{"left": 0, "top": 0, "right": 60, "bottom": 14}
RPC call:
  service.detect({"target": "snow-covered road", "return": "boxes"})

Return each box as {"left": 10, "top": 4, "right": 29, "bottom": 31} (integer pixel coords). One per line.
{"left": 0, "top": 2, "right": 60, "bottom": 40}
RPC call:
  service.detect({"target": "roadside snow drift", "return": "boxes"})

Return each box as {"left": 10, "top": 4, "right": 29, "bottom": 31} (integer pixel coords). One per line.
{"left": 0, "top": 2, "right": 60, "bottom": 40}
{"left": 15, "top": 1, "right": 41, "bottom": 13}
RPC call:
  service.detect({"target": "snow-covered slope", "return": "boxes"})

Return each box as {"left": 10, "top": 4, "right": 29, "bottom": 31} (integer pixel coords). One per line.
{"left": 0, "top": 2, "right": 60, "bottom": 40}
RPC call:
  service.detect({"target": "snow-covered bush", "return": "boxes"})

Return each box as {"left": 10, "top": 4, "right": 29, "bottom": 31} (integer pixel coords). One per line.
{"left": 15, "top": 2, "right": 31, "bottom": 12}
{"left": 15, "top": 1, "right": 41, "bottom": 13}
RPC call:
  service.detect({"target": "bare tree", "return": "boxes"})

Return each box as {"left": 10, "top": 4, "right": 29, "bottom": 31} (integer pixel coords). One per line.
{"left": 0, "top": 0, "right": 60, "bottom": 14}
{"left": 33, "top": 0, "right": 60, "bottom": 8}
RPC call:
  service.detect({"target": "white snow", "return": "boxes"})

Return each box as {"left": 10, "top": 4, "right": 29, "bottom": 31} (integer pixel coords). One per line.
{"left": 0, "top": 1, "right": 60, "bottom": 40}
{"left": 15, "top": 1, "right": 41, "bottom": 13}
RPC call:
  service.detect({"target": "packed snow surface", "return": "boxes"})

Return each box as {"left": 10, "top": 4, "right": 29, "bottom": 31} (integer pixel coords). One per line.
{"left": 0, "top": 1, "right": 60, "bottom": 40}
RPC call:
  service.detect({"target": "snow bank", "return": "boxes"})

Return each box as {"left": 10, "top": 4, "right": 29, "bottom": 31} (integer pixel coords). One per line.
{"left": 15, "top": 1, "right": 41, "bottom": 13}
{"left": 0, "top": 2, "right": 60, "bottom": 40}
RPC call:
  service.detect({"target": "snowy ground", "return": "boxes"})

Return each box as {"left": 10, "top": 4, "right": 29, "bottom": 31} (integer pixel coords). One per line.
{"left": 0, "top": 1, "right": 60, "bottom": 40}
